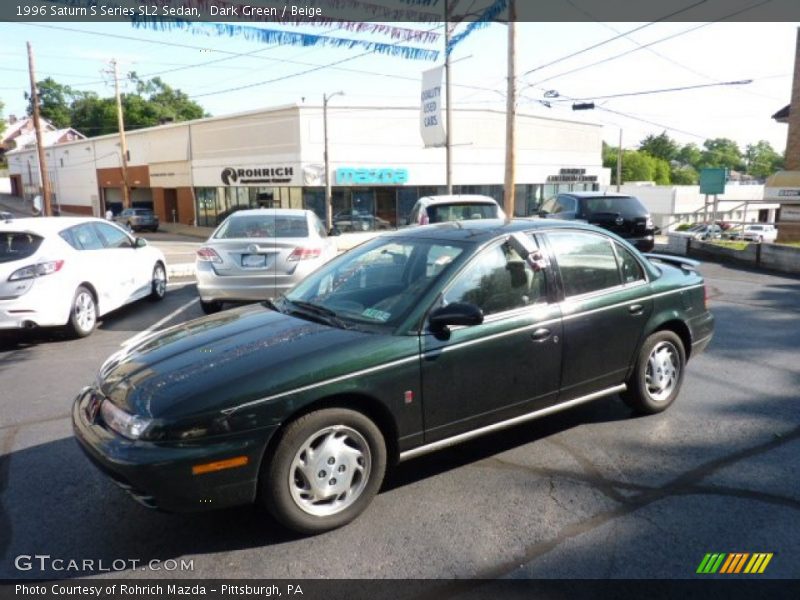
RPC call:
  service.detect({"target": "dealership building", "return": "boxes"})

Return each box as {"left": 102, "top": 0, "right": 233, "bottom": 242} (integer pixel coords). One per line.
{"left": 6, "top": 104, "right": 609, "bottom": 228}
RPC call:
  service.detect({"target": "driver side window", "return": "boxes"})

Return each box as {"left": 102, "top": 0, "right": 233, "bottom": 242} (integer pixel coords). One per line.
{"left": 443, "top": 243, "right": 545, "bottom": 316}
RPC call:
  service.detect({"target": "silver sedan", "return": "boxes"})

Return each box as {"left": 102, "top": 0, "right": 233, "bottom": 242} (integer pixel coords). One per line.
{"left": 196, "top": 209, "right": 338, "bottom": 314}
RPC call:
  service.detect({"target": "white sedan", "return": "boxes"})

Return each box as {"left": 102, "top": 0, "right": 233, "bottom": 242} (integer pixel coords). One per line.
{"left": 741, "top": 224, "right": 778, "bottom": 243}
{"left": 1, "top": 217, "right": 167, "bottom": 337}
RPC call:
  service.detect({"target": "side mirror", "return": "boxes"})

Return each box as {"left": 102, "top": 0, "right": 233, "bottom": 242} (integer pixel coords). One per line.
{"left": 429, "top": 302, "right": 483, "bottom": 331}
{"left": 135, "top": 237, "right": 148, "bottom": 248}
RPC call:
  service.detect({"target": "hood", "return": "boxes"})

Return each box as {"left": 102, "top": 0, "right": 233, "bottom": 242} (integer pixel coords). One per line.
{"left": 98, "top": 303, "right": 389, "bottom": 419}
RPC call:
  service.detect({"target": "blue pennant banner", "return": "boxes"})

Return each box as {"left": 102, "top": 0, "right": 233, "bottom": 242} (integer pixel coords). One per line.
{"left": 447, "top": 0, "right": 507, "bottom": 55}
{"left": 130, "top": 18, "right": 441, "bottom": 61}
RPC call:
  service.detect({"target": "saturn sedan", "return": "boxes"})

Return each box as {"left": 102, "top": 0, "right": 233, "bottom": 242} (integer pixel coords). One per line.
{"left": 195, "top": 208, "right": 337, "bottom": 314}
{"left": 1, "top": 217, "right": 167, "bottom": 337}
{"left": 73, "top": 219, "right": 713, "bottom": 534}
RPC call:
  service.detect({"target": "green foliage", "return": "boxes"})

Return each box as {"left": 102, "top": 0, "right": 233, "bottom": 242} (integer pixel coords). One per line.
{"left": 26, "top": 75, "right": 206, "bottom": 136}
{"left": 676, "top": 223, "right": 694, "bottom": 231}
{"left": 700, "top": 138, "right": 745, "bottom": 172}
{"left": 639, "top": 131, "right": 679, "bottom": 161}
{"left": 744, "top": 140, "right": 784, "bottom": 179}
{"left": 670, "top": 165, "right": 699, "bottom": 185}
{"left": 677, "top": 143, "right": 702, "bottom": 168}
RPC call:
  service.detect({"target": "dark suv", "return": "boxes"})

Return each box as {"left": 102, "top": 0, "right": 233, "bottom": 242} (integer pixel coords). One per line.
{"left": 539, "top": 192, "right": 655, "bottom": 252}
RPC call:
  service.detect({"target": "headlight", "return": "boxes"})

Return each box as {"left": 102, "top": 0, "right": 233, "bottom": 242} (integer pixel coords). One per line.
{"left": 100, "top": 400, "right": 152, "bottom": 440}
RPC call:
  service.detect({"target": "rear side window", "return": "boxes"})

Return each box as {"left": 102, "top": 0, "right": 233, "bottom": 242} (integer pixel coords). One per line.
{"left": 615, "top": 243, "right": 645, "bottom": 284}
{"left": 0, "top": 232, "right": 44, "bottom": 263}
{"left": 61, "top": 224, "right": 104, "bottom": 250}
{"left": 548, "top": 231, "right": 622, "bottom": 297}
{"left": 215, "top": 215, "right": 309, "bottom": 239}
{"left": 426, "top": 203, "right": 499, "bottom": 223}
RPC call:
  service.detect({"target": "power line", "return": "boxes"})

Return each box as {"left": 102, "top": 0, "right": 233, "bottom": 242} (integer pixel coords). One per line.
{"left": 554, "top": 79, "right": 753, "bottom": 103}
{"left": 523, "top": 0, "right": 775, "bottom": 89}
{"left": 520, "top": 0, "right": 710, "bottom": 78}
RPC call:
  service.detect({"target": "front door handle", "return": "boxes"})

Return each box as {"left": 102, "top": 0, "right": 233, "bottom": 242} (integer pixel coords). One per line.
{"left": 628, "top": 304, "right": 644, "bottom": 315}
{"left": 530, "top": 328, "right": 551, "bottom": 342}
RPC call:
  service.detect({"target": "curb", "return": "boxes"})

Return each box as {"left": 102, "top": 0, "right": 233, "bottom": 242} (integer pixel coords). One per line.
{"left": 167, "top": 263, "right": 196, "bottom": 278}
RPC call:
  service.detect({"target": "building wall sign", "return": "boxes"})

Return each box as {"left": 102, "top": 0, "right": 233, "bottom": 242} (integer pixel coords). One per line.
{"left": 221, "top": 166, "right": 294, "bottom": 186}
{"left": 546, "top": 168, "right": 598, "bottom": 183}
{"left": 335, "top": 167, "right": 409, "bottom": 185}
{"left": 779, "top": 204, "right": 800, "bottom": 222}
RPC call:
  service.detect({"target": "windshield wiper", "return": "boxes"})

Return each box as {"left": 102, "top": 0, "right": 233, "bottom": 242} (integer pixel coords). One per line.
{"left": 284, "top": 299, "right": 351, "bottom": 329}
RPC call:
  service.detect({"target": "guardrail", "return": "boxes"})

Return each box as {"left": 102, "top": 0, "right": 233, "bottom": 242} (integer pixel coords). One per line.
{"left": 665, "top": 235, "right": 800, "bottom": 275}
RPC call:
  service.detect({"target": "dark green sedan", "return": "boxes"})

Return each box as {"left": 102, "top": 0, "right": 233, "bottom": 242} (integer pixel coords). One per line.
{"left": 73, "top": 219, "right": 713, "bottom": 534}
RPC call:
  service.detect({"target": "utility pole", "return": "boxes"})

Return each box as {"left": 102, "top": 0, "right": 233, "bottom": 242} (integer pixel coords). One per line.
{"left": 444, "top": 1, "right": 453, "bottom": 194}
{"left": 616, "top": 128, "right": 623, "bottom": 192}
{"left": 111, "top": 59, "right": 131, "bottom": 210}
{"left": 323, "top": 91, "right": 344, "bottom": 231}
{"left": 503, "top": 0, "right": 516, "bottom": 219}
{"left": 27, "top": 42, "right": 52, "bottom": 217}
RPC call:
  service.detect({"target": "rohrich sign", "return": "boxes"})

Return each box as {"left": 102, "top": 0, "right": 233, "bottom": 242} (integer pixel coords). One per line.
{"left": 220, "top": 166, "right": 295, "bottom": 186}
{"left": 335, "top": 167, "right": 409, "bottom": 185}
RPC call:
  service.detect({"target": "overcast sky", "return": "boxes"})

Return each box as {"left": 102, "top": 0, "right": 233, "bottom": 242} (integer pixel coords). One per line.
{"left": 1, "top": 20, "right": 797, "bottom": 153}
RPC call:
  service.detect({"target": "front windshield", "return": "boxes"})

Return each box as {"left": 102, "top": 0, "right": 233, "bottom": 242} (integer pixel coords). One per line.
{"left": 285, "top": 237, "right": 466, "bottom": 328}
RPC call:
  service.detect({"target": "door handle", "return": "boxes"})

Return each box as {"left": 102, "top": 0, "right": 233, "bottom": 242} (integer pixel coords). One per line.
{"left": 628, "top": 304, "right": 644, "bottom": 315}
{"left": 530, "top": 328, "right": 551, "bottom": 342}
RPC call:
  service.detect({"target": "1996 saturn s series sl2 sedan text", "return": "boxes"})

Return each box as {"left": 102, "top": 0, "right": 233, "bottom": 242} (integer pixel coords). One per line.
{"left": 73, "top": 219, "right": 714, "bottom": 534}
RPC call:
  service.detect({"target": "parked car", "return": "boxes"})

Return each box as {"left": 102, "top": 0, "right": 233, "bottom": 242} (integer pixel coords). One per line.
{"left": 115, "top": 208, "right": 159, "bottom": 233}
{"left": 73, "top": 218, "right": 713, "bottom": 534}
{"left": 332, "top": 210, "right": 391, "bottom": 232}
{"left": 406, "top": 194, "right": 505, "bottom": 226}
{"left": 195, "top": 208, "right": 338, "bottom": 314}
{"left": 670, "top": 223, "right": 723, "bottom": 241}
{"left": 1, "top": 217, "right": 167, "bottom": 337}
{"left": 538, "top": 192, "right": 655, "bottom": 252}
{"left": 740, "top": 224, "right": 777, "bottom": 243}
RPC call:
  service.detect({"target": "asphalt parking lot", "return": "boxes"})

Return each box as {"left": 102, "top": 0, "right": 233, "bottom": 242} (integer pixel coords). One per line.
{"left": 0, "top": 261, "right": 798, "bottom": 580}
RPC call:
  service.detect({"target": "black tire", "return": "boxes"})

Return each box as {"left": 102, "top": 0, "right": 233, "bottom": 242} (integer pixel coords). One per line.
{"left": 67, "top": 285, "right": 97, "bottom": 338}
{"left": 149, "top": 263, "right": 167, "bottom": 301}
{"left": 621, "top": 330, "right": 686, "bottom": 415}
{"left": 260, "top": 408, "right": 387, "bottom": 535}
{"left": 199, "top": 299, "right": 223, "bottom": 314}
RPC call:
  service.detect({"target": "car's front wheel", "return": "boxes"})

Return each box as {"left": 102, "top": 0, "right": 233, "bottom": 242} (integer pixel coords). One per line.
{"left": 621, "top": 330, "right": 686, "bottom": 414}
{"left": 150, "top": 263, "right": 166, "bottom": 301}
{"left": 67, "top": 285, "right": 97, "bottom": 338}
{"left": 260, "top": 408, "right": 387, "bottom": 534}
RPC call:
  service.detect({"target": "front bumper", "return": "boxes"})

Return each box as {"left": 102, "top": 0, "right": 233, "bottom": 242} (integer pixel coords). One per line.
{"left": 72, "top": 388, "right": 277, "bottom": 512}
{"left": 629, "top": 236, "right": 655, "bottom": 252}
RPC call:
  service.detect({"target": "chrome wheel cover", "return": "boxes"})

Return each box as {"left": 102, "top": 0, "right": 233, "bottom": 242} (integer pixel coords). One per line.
{"left": 645, "top": 341, "right": 680, "bottom": 402}
{"left": 153, "top": 264, "right": 166, "bottom": 297}
{"left": 74, "top": 291, "right": 96, "bottom": 333}
{"left": 288, "top": 425, "right": 371, "bottom": 517}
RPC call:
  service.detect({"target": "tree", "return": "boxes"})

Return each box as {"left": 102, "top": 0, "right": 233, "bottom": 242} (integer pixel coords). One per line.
{"left": 700, "top": 138, "right": 745, "bottom": 172}
{"left": 25, "top": 77, "right": 78, "bottom": 128}
{"left": 24, "top": 76, "right": 207, "bottom": 136}
{"left": 744, "top": 140, "right": 784, "bottom": 179}
{"left": 670, "top": 165, "right": 699, "bottom": 185}
{"left": 676, "top": 143, "right": 702, "bottom": 169}
{"left": 621, "top": 150, "right": 653, "bottom": 182}
{"left": 639, "top": 131, "right": 678, "bottom": 162}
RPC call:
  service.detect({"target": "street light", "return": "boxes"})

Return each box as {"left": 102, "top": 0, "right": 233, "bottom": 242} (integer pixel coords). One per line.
{"left": 323, "top": 91, "right": 344, "bottom": 231}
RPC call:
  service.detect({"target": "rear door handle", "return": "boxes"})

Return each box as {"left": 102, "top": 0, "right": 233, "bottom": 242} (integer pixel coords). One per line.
{"left": 628, "top": 304, "right": 644, "bottom": 315}
{"left": 530, "top": 328, "right": 551, "bottom": 342}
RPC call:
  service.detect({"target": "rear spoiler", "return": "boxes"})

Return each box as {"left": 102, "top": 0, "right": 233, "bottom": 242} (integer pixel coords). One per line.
{"left": 643, "top": 253, "right": 700, "bottom": 271}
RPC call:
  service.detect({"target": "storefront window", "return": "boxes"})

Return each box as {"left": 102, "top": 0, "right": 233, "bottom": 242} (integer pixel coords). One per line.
{"left": 195, "top": 187, "right": 220, "bottom": 228}
{"left": 303, "top": 188, "right": 325, "bottom": 221}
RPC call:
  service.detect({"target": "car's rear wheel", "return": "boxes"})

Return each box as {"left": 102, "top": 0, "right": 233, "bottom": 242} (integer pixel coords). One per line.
{"left": 260, "top": 408, "right": 387, "bottom": 534}
{"left": 199, "top": 299, "right": 222, "bottom": 314}
{"left": 67, "top": 286, "right": 97, "bottom": 338}
{"left": 621, "top": 330, "right": 685, "bottom": 414}
{"left": 150, "top": 263, "right": 166, "bottom": 301}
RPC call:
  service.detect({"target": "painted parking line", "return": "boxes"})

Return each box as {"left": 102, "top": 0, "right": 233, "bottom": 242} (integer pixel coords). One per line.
{"left": 120, "top": 297, "right": 199, "bottom": 348}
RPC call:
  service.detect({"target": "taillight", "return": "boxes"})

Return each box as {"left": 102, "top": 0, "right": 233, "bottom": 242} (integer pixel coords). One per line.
{"left": 7, "top": 260, "right": 64, "bottom": 281}
{"left": 288, "top": 247, "right": 322, "bottom": 261}
{"left": 196, "top": 247, "right": 222, "bottom": 263}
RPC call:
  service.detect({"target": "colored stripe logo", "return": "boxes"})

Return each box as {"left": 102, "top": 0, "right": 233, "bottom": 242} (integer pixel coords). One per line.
{"left": 696, "top": 553, "right": 773, "bottom": 574}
